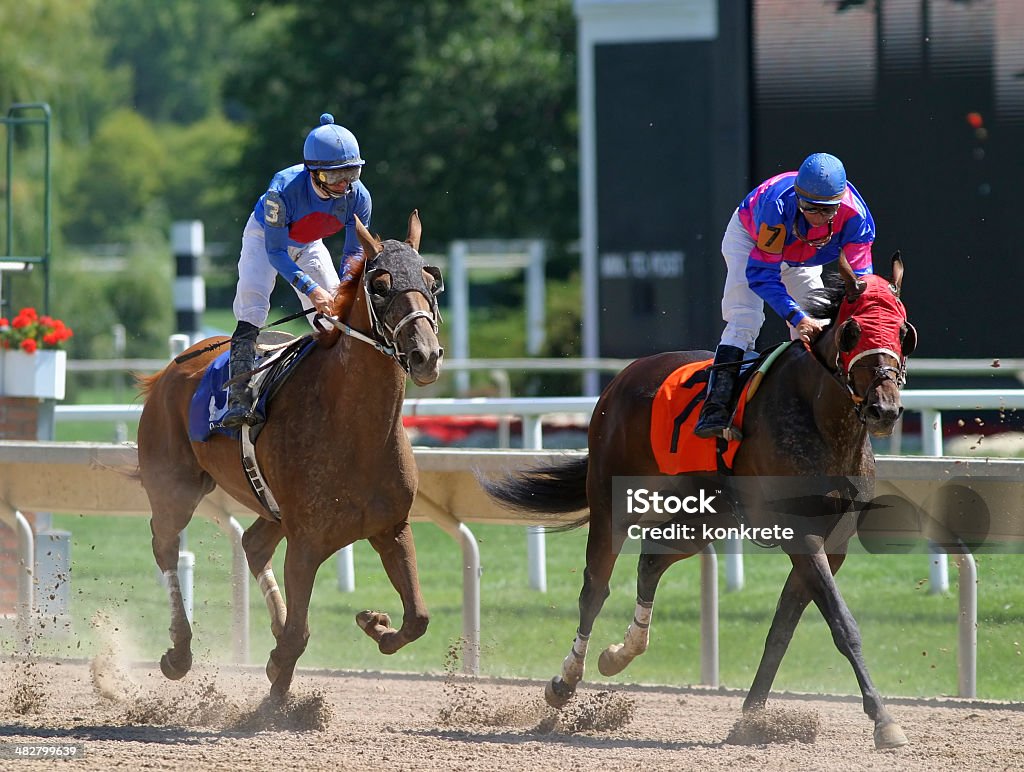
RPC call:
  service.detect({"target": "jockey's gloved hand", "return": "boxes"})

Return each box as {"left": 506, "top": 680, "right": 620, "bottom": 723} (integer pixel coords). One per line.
{"left": 308, "top": 286, "right": 334, "bottom": 316}
{"left": 794, "top": 316, "right": 826, "bottom": 345}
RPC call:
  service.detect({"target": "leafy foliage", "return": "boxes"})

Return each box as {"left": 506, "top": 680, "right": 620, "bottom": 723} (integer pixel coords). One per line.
{"left": 228, "top": 0, "right": 578, "bottom": 250}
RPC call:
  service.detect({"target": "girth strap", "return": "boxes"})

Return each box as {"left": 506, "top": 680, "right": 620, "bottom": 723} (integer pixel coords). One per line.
{"left": 241, "top": 420, "right": 281, "bottom": 520}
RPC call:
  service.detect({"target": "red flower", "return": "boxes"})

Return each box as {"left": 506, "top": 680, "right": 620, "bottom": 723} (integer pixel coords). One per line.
{"left": 0, "top": 307, "right": 73, "bottom": 355}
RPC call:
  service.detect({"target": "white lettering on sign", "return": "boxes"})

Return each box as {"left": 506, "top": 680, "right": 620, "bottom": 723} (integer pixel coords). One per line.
{"left": 600, "top": 251, "right": 684, "bottom": 279}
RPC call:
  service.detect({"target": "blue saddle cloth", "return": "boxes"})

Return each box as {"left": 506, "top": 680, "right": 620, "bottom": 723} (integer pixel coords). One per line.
{"left": 188, "top": 338, "right": 317, "bottom": 442}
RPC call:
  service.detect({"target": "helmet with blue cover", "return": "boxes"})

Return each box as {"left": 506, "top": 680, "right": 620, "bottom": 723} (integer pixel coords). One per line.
{"left": 794, "top": 152, "right": 847, "bottom": 205}
{"left": 304, "top": 113, "right": 364, "bottom": 198}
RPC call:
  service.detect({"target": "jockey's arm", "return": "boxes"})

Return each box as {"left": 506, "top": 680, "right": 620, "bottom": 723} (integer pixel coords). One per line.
{"left": 263, "top": 191, "right": 321, "bottom": 298}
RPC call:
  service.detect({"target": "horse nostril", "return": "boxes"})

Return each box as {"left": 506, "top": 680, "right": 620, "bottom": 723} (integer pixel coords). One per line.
{"left": 409, "top": 349, "right": 427, "bottom": 369}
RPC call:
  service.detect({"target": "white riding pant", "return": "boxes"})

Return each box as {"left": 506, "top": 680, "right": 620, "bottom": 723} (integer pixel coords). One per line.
{"left": 232, "top": 213, "right": 341, "bottom": 328}
{"left": 719, "top": 209, "right": 823, "bottom": 351}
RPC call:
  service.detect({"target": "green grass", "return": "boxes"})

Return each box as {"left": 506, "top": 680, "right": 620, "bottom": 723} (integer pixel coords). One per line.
{"left": 18, "top": 514, "right": 1024, "bottom": 701}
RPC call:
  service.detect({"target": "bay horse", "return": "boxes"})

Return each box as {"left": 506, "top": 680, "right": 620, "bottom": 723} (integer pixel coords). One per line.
{"left": 137, "top": 211, "right": 443, "bottom": 697}
{"left": 483, "top": 254, "right": 916, "bottom": 749}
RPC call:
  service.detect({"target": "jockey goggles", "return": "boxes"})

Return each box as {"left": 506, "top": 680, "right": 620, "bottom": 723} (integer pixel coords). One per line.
{"left": 314, "top": 167, "right": 361, "bottom": 187}
{"left": 797, "top": 199, "right": 840, "bottom": 218}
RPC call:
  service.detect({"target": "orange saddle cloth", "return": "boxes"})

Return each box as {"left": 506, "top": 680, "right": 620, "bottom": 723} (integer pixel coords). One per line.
{"left": 650, "top": 359, "right": 753, "bottom": 475}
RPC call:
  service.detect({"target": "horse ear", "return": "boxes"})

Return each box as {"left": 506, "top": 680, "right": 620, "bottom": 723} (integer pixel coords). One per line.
{"left": 354, "top": 215, "right": 382, "bottom": 257}
{"left": 406, "top": 209, "right": 422, "bottom": 252}
{"left": 838, "top": 253, "right": 867, "bottom": 301}
{"left": 838, "top": 318, "right": 862, "bottom": 352}
{"left": 890, "top": 251, "right": 904, "bottom": 295}
{"left": 900, "top": 321, "right": 918, "bottom": 357}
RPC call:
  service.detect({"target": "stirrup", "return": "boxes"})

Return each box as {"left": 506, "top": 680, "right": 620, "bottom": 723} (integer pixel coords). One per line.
{"left": 221, "top": 404, "right": 253, "bottom": 428}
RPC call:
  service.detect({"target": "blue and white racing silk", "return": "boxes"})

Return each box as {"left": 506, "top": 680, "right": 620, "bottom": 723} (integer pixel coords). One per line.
{"left": 253, "top": 165, "right": 372, "bottom": 295}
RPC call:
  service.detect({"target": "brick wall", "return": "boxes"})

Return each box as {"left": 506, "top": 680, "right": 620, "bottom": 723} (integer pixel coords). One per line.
{"left": 0, "top": 396, "right": 40, "bottom": 613}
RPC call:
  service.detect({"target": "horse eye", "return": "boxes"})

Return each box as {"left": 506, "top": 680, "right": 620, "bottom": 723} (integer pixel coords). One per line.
{"left": 371, "top": 276, "right": 391, "bottom": 295}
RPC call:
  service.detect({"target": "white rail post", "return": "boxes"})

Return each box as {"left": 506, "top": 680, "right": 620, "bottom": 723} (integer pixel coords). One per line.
{"left": 336, "top": 544, "right": 355, "bottom": 592}
{"left": 724, "top": 538, "right": 744, "bottom": 592}
{"left": 921, "top": 408, "right": 949, "bottom": 594}
{"left": 177, "top": 550, "right": 195, "bottom": 624}
{"left": 523, "top": 414, "right": 547, "bottom": 592}
{"left": 449, "top": 240, "right": 470, "bottom": 395}
{"left": 700, "top": 543, "right": 719, "bottom": 686}
{"left": 953, "top": 552, "right": 978, "bottom": 697}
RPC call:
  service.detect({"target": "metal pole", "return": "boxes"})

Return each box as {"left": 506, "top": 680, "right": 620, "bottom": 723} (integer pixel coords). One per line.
{"left": 953, "top": 552, "right": 978, "bottom": 698}
{"left": 724, "top": 537, "right": 744, "bottom": 592}
{"left": 336, "top": 544, "right": 355, "bottom": 592}
{"left": 700, "top": 543, "right": 719, "bottom": 686}
{"left": 523, "top": 414, "right": 547, "bottom": 592}
{"left": 526, "top": 240, "right": 546, "bottom": 356}
{"left": 921, "top": 408, "right": 949, "bottom": 594}
{"left": 449, "top": 240, "right": 470, "bottom": 395}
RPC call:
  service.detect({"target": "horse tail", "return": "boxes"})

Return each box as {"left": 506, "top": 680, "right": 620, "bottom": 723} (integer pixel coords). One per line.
{"left": 479, "top": 455, "right": 591, "bottom": 532}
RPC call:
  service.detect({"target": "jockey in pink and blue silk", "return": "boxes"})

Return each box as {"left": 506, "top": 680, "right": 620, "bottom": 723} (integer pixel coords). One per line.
{"left": 694, "top": 152, "right": 877, "bottom": 441}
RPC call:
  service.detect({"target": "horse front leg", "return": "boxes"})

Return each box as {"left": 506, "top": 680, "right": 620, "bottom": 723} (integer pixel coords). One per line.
{"left": 242, "top": 518, "right": 287, "bottom": 637}
{"left": 360, "top": 521, "right": 429, "bottom": 655}
{"left": 796, "top": 552, "right": 908, "bottom": 749}
{"left": 266, "top": 544, "right": 321, "bottom": 698}
{"left": 598, "top": 551, "right": 690, "bottom": 676}
{"left": 743, "top": 565, "right": 814, "bottom": 711}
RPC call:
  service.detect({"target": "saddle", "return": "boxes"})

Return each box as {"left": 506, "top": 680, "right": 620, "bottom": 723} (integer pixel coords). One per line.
{"left": 187, "top": 330, "right": 317, "bottom": 443}
{"left": 650, "top": 343, "right": 791, "bottom": 475}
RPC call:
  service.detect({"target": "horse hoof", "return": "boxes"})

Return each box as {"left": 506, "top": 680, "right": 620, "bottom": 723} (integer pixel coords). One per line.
{"left": 544, "top": 677, "right": 575, "bottom": 709}
{"left": 356, "top": 609, "right": 391, "bottom": 633}
{"left": 874, "top": 722, "right": 909, "bottom": 749}
{"left": 159, "top": 651, "right": 191, "bottom": 681}
{"left": 598, "top": 644, "right": 629, "bottom": 676}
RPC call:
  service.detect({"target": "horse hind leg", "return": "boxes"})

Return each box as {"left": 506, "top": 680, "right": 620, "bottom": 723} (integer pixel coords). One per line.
{"left": 241, "top": 518, "right": 287, "bottom": 637}
{"left": 599, "top": 551, "right": 689, "bottom": 677}
{"left": 148, "top": 479, "right": 212, "bottom": 681}
{"left": 546, "top": 529, "right": 619, "bottom": 709}
{"left": 358, "top": 522, "right": 429, "bottom": 655}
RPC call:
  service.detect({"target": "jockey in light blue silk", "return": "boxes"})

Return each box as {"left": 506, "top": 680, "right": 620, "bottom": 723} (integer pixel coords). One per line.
{"left": 223, "top": 113, "right": 372, "bottom": 429}
{"left": 694, "top": 152, "right": 876, "bottom": 440}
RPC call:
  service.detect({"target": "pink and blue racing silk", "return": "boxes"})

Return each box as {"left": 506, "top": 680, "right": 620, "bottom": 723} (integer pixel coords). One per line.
{"left": 252, "top": 164, "right": 372, "bottom": 296}
{"left": 738, "top": 172, "right": 874, "bottom": 325}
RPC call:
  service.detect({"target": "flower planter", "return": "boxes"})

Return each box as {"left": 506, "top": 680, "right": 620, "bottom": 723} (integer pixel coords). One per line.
{"left": 1, "top": 349, "right": 67, "bottom": 399}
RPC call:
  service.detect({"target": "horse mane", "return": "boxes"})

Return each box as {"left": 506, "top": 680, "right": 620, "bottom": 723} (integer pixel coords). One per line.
{"left": 136, "top": 369, "right": 167, "bottom": 399}
{"left": 314, "top": 252, "right": 368, "bottom": 347}
{"left": 803, "top": 274, "right": 847, "bottom": 323}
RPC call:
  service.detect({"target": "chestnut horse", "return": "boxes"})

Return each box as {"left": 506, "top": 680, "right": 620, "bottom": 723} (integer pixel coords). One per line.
{"left": 484, "top": 254, "right": 916, "bottom": 749}
{"left": 138, "top": 212, "right": 443, "bottom": 697}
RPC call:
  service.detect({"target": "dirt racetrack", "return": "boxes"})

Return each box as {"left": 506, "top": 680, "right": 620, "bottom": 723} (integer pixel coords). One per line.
{"left": 1, "top": 656, "right": 1022, "bottom": 771}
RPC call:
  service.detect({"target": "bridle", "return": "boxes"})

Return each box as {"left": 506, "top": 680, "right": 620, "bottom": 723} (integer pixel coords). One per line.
{"left": 835, "top": 347, "right": 907, "bottom": 422}
{"left": 322, "top": 253, "right": 444, "bottom": 375}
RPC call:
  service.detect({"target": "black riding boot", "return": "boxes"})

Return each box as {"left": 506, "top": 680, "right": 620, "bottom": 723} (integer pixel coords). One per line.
{"left": 221, "top": 322, "right": 259, "bottom": 429}
{"left": 694, "top": 344, "right": 746, "bottom": 440}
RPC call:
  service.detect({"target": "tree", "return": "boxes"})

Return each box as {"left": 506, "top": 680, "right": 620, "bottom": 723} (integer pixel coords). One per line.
{"left": 227, "top": 0, "right": 578, "bottom": 252}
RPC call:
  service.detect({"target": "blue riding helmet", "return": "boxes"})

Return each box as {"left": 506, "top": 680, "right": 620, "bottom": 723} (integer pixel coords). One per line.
{"left": 303, "top": 113, "right": 365, "bottom": 170}
{"left": 794, "top": 152, "right": 847, "bottom": 205}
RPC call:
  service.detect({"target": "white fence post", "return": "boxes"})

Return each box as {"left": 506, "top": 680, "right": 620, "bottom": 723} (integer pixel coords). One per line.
{"left": 921, "top": 407, "right": 949, "bottom": 594}
{"left": 523, "top": 414, "right": 547, "bottom": 592}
